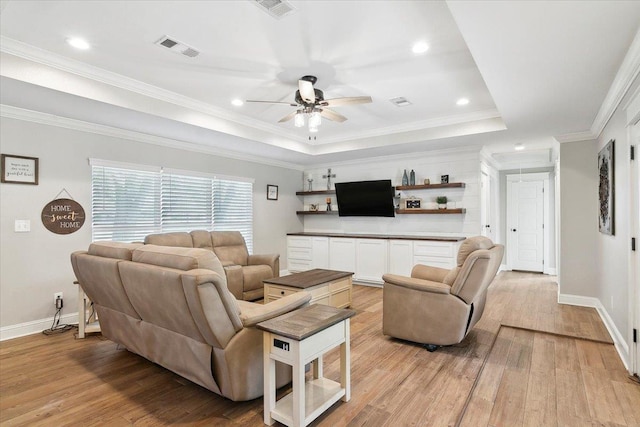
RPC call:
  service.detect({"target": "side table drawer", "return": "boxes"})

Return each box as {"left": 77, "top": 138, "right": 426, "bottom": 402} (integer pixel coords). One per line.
{"left": 266, "top": 285, "right": 299, "bottom": 299}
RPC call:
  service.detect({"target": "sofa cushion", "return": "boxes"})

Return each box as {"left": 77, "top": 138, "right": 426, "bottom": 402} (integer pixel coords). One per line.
{"left": 88, "top": 241, "right": 142, "bottom": 260}
{"left": 190, "top": 230, "right": 214, "bottom": 250}
{"left": 132, "top": 245, "right": 226, "bottom": 282}
{"left": 242, "top": 264, "right": 274, "bottom": 292}
{"left": 144, "top": 232, "right": 193, "bottom": 248}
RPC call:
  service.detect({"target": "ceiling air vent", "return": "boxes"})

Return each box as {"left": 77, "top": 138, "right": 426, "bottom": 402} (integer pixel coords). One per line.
{"left": 252, "top": 0, "right": 296, "bottom": 19}
{"left": 155, "top": 36, "right": 200, "bottom": 58}
{"left": 389, "top": 97, "right": 412, "bottom": 107}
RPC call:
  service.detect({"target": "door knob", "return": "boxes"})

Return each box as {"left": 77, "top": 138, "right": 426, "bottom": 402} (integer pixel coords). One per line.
{"left": 485, "top": 224, "right": 491, "bottom": 228}
{"left": 511, "top": 228, "right": 517, "bottom": 232}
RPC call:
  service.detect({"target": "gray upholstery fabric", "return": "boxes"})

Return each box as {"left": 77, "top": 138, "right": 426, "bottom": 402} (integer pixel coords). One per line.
{"left": 70, "top": 241, "right": 308, "bottom": 401}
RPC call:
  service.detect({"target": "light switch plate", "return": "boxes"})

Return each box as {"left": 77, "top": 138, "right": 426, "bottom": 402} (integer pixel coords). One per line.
{"left": 15, "top": 220, "right": 30, "bottom": 232}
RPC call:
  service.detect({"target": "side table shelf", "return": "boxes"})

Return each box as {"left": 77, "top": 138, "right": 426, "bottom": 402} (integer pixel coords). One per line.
{"left": 76, "top": 281, "right": 100, "bottom": 338}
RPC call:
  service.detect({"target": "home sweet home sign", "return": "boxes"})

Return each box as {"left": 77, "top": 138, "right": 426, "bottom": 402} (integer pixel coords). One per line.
{"left": 41, "top": 198, "right": 86, "bottom": 234}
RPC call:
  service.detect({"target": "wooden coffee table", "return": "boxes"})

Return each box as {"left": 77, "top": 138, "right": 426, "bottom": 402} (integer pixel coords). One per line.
{"left": 263, "top": 269, "right": 353, "bottom": 308}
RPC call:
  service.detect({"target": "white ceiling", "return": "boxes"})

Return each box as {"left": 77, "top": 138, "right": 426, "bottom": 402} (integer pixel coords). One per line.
{"left": 1, "top": 1, "right": 639, "bottom": 168}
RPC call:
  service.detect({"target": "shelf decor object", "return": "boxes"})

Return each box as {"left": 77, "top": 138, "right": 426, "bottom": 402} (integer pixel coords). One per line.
{"left": 436, "top": 196, "right": 447, "bottom": 210}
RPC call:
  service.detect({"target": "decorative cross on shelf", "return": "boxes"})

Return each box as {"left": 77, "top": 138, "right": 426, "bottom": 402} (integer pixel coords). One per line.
{"left": 323, "top": 168, "right": 336, "bottom": 190}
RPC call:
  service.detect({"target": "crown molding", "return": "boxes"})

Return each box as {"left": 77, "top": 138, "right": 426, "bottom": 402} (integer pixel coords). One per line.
{"left": 0, "top": 36, "right": 306, "bottom": 142}
{"left": 555, "top": 130, "right": 598, "bottom": 143}
{"left": 308, "top": 145, "right": 483, "bottom": 170}
{"left": 0, "top": 105, "right": 304, "bottom": 170}
{"left": 590, "top": 27, "right": 640, "bottom": 138}
{"left": 320, "top": 109, "right": 502, "bottom": 145}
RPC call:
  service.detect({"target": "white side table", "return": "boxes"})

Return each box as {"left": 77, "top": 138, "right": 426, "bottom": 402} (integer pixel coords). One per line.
{"left": 257, "top": 304, "right": 356, "bottom": 427}
{"left": 75, "top": 281, "right": 100, "bottom": 338}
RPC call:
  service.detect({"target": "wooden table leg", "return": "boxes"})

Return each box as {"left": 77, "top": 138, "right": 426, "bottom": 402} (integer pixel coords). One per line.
{"left": 263, "top": 333, "right": 276, "bottom": 426}
{"left": 340, "top": 319, "right": 351, "bottom": 402}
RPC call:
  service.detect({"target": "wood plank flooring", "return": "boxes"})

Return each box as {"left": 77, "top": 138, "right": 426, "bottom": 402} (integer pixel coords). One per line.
{"left": 1, "top": 271, "right": 637, "bottom": 426}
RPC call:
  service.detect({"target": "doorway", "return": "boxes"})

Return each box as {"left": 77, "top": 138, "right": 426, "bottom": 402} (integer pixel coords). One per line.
{"left": 506, "top": 172, "right": 551, "bottom": 273}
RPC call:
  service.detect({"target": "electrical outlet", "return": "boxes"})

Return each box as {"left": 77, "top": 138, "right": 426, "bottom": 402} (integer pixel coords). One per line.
{"left": 54, "top": 292, "right": 63, "bottom": 305}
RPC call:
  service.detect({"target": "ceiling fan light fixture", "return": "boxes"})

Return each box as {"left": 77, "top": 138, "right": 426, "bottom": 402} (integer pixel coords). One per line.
{"left": 308, "top": 111, "right": 322, "bottom": 128}
{"left": 308, "top": 125, "right": 319, "bottom": 133}
{"left": 294, "top": 111, "right": 305, "bottom": 127}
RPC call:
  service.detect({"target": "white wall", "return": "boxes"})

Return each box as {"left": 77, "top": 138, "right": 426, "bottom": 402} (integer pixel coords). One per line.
{"left": 558, "top": 140, "right": 599, "bottom": 298}
{"left": 0, "top": 116, "right": 302, "bottom": 335}
{"left": 300, "top": 148, "right": 482, "bottom": 237}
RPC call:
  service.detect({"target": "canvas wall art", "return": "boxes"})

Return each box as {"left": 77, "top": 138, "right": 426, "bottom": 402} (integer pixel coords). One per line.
{"left": 598, "top": 139, "right": 614, "bottom": 235}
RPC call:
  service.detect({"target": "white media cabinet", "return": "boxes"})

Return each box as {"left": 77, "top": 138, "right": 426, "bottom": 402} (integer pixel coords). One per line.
{"left": 287, "top": 233, "right": 464, "bottom": 284}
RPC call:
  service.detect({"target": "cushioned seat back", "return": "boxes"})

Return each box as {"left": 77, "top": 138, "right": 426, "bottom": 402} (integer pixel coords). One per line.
{"left": 211, "top": 231, "right": 249, "bottom": 266}
{"left": 119, "top": 245, "right": 240, "bottom": 348}
{"left": 70, "top": 242, "right": 142, "bottom": 319}
{"left": 144, "top": 232, "right": 193, "bottom": 248}
{"left": 450, "top": 237, "right": 504, "bottom": 304}
{"left": 190, "top": 230, "right": 215, "bottom": 250}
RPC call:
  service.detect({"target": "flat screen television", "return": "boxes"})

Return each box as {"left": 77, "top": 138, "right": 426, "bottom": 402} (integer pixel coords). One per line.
{"left": 335, "top": 179, "right": 395, "bottom": 217}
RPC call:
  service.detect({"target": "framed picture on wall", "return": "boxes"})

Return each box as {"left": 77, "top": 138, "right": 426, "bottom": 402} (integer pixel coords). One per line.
{"left": 267, "top": 184, "right": 278, "bottom": 200}
{"left": 1, "top": 154, "right": 39, "bottom": 185}
{"left": 598, "top": 139, "right": 614, "bottom": 235}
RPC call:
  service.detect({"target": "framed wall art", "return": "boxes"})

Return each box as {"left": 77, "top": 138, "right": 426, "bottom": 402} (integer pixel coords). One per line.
{"left": 267, "top": 184, "right": 278, "bottom": 200}
{"left": 1, "top": 154, "right": 39, "bottom": 185}
{"left": 598, "top": 139, "right": 614, "bottom": 235}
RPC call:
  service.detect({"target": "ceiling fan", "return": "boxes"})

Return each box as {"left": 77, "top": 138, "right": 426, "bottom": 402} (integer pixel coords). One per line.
{"left": 245, "top": 75, "right": 372, "bottom": 131}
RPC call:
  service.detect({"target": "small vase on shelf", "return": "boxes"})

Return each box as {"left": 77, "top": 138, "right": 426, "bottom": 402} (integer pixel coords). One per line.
{"left": 402, "top": 169, "right": 409, "bottom": 186}
{"left": 409, "top": 170, "right": 415, "bottom": 186}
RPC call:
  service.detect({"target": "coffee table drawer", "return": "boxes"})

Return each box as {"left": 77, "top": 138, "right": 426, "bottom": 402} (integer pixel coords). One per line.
{"left": 267, "top": 285, "right": 299, "bottom": 299}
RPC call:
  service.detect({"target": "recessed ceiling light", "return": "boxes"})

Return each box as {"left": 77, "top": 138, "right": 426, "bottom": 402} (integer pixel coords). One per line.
{"left": 456, "top": 98, "right": 470, "bottom": 106}
{"left": 231, "top": 99, "right": 244, "bottom": 107}
{"left": 412, "top": 41, "right": 429, "bottom": 54}
{"left": 66, "top": 37, "right": 90, "bottom": 50}
{"left": 515, "top": 143, "right": 525, "bottom": 151}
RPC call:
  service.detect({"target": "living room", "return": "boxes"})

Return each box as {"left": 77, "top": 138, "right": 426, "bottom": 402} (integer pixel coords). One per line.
{"left": 1, "top": 1, "right": 640, "bottom": 426}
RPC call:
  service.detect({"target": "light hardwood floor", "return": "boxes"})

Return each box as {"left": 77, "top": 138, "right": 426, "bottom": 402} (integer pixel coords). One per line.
{"left": 1, "top": 272, "right": 638, "bottom": 426}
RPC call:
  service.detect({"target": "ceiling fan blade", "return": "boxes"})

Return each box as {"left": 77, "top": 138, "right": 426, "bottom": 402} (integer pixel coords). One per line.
{"left": 246, "top": 100, "right": 298, "bottom": 106}
{"left": 298, "top": 79, "right": 316, "bottom": 103}
{"left": 320, "top": 108, "right": 347, "bottom": 123}
{"left": 321, "top": 96, "right": 372, "bottom": 107}
{"left": 278, "top": 111, "right": 298, "bottom": 123}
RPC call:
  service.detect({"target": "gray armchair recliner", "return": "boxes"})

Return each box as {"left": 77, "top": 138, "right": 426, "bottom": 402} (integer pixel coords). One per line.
{"left": 382, "top": 236, "right": 504, "bottom": 351}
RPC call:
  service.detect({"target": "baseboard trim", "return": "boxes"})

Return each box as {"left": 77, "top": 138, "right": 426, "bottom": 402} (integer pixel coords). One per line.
{"left": 544, "top": 267, "right": 557, "bottom": 275}
{"left": 0, "top": 312, "right": 78, "bottom": 341}
{"left": 558, "top": 293, "right": 630, "bottom": 370}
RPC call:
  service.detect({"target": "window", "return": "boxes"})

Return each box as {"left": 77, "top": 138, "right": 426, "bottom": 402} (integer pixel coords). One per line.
{"left": 90, "top": 159, "right": 254, "bottom": 252}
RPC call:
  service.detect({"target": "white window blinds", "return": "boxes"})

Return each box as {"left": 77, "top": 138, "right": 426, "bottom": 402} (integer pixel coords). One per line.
{"left": 91, "top": 163, "right": 161, "bottom": 242}
{"left": 90, "top": 160, "right": 253, "bottom": 251}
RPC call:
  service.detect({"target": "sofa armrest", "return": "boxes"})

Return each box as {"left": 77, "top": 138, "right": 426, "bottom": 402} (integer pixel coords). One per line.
{"left": 223, "top": 265, "right": 244, "bottom": 299}
{"left": 237, "top": 292, "right": 311, "bottom": 327}
{"left": 382, "top": 274, "right": 451, "bottom": 294}
{"left": 411, "top": 264, "right": 450, "bottom": 283}
{"left": 220, "top": 260, "right": 236, "bottom": 267}
{"left": 248, "top": 253, "right": 280, "bottom": 277}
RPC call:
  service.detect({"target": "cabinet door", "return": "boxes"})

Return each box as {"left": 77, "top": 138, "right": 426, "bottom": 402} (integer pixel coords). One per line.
{"left": 287, "top": 236, "right": 312, "bottom": 272}
{"left": 329, "top": 238, "right": 356, "bottom": 273}
{"left": 355, "top": 239, "right": 388, "bottom": 283}
{"left": 388, "top": 240, "right": 413, "bottom": 276}
{"left": 312, "top": 237, "right": 329, "bottom": 269}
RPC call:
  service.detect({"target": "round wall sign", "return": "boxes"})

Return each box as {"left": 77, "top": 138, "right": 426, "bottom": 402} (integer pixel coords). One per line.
{"left": 41, "top": 198, "right": 86, "bottom": 235}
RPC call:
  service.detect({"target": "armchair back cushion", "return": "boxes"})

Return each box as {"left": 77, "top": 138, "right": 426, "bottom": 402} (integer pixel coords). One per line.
{"left": 211, "top": 231, "right": 249, "bottom": 266}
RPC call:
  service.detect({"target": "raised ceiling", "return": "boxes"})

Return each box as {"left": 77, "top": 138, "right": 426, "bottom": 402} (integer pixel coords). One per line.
{"left": 1, "top": 1, "right": 639, "bottom": 167}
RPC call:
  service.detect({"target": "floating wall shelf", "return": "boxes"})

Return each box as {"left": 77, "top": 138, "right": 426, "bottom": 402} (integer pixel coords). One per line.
{"left": 396, "top": 208, "right": 466, "bottom": 215}
{"left": 296, "top": 190, "right": 336, "bottom": 196}
{"left": 396, "top": 182, "right": 466, "bottom": 191}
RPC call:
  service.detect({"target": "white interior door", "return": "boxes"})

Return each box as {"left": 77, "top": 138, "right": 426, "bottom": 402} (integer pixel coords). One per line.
{"left": 632, "top": 124, "right": 640, "bottom": 376}
{"left": 508, "top": 179, "right": 544, "bottom": 272}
